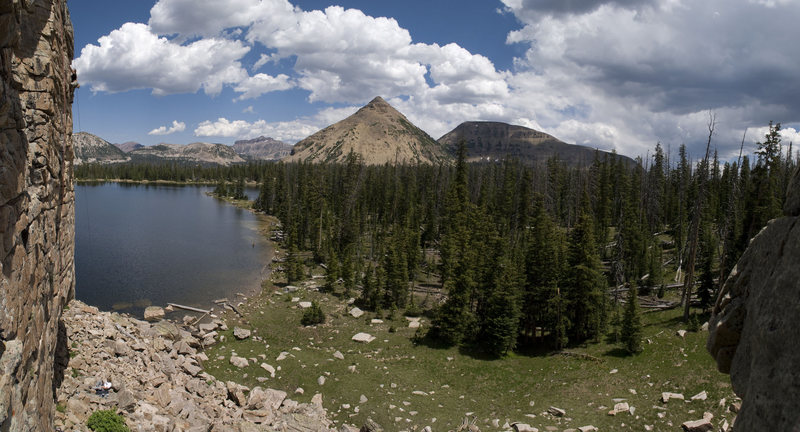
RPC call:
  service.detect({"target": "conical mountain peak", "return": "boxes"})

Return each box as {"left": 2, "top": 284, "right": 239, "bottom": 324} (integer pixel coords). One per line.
{"left": 284, "top": 97, "right": 448, "bottom": 165}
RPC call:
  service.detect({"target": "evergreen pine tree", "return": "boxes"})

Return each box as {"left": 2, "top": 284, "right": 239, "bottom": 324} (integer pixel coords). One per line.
{"left": 478, "top": 246, "right": 522, "bottom": 357}
{"left": 620, "top": 285, "right": 643, "bottom": 354}
{"left": 565, "top": 191, "right": 606, "bottom": 343}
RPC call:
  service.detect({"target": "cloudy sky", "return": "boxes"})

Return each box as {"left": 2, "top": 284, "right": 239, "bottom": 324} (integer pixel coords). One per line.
{"left": 69, "top": 0, "right": 800, "bottom": 161}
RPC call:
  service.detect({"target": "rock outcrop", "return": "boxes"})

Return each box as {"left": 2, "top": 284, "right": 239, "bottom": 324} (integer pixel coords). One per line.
{"left": 707, "top": 167, "right": 800, "bottom": 431}
{"left": 56, "top": 301, "right": 337, "bottom": 431}
{"left": 0, "top": 0, "right": 77, "bottom": 430}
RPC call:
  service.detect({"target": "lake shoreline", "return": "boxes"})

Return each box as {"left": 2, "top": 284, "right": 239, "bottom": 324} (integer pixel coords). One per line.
{"left": 75, "top": 182, "right": 273, "bottom": 320}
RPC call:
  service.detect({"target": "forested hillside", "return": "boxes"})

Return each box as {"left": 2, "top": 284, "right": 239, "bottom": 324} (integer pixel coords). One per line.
{"left": 76, "top": 123, "right": 797, "bottom": 356}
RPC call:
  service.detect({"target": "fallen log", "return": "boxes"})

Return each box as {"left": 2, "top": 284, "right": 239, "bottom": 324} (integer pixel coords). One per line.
{"left": 553, "top": 351, "right": 604, "bottom": 362}
{"left": 166, "top": 303, "right": 210, "bottom": 314}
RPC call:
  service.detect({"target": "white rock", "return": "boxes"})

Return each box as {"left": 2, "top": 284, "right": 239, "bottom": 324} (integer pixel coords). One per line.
{"left": 333, "top": 350, "right": 344, "bottom": 360}
{"left": 317, "top": 376, "right": 326, "bottom": 385}
{"left": 370, "top": 319, "right": 383, "bottom": 324}
{"left": 662, "top": 392, "right": 685, "bottom": 403}
{"left": 299, "top": 301, "right": 312, "bottom": 309}
{"left": 259, "top": 363, "right": 275, "bottom": 378}
{"left": 352, "top": 332, "right": 375, "bottom": 343}
{"left": 677, "top": 329, "right": 687, "bottom": 338}
{"left": 360, "top": 395, "right": 368, "bottom": 404}
{"left": 349, "top": 307, "right": 365, "bottom": 318}
{"left": 691, "top": 390, "right": 708, "bottom": 401}
{"left": 512, "top": 423, "right": 538, "bottom": 432}
{"left": 276, "top": 351, "right": 289, "bottom": 361}
{"left": 408, "top": 321, "right": 420, "bottom": 329}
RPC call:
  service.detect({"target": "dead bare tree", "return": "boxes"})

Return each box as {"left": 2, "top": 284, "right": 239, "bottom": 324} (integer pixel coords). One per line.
{"left": 716, "top": 128, "right": 747, "bottom": 291}
{"left": 681, "top": 112, "right": 715, "bottom": 321}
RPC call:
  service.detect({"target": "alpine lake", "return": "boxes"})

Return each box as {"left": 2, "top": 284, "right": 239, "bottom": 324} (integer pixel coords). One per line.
{"left": 75, "top": 182, "right": 270, "bottom": 318}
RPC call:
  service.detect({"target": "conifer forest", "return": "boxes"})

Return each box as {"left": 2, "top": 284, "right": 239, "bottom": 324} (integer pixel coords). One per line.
{"left": 77, "top": 122, "right": 797, "bottom": 357}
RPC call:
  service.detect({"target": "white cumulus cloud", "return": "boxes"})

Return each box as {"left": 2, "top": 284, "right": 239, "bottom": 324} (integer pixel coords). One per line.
{"left": 148, "top": 120, "right": 186, "bottom": 135}
{"left": 73, "top": 23, "right": 250, "bottom": 96}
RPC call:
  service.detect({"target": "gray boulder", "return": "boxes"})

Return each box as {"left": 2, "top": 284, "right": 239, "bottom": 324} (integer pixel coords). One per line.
{"left": 707, "top": 167, "right": 800, "bottom": 431}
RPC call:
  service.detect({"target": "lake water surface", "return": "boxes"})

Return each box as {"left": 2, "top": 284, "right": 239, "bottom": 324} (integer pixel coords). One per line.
{"left": 75, "top": 183, "right": 270, "bottom": 317}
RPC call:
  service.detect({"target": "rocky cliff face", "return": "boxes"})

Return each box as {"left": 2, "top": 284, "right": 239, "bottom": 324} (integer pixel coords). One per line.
{"left": 707, "top": 167, "right": 800, "bottom": 431}
{"left": 0, "top": 0, "right": 77, "bottom": 430}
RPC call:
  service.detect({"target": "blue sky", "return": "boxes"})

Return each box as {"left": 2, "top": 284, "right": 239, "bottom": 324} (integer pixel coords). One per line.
{"left": 68, "top": 0, "right": 800, "bottom": 160}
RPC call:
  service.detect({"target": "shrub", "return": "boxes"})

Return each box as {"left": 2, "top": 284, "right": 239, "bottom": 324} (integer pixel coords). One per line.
{"left": 301, "top": 301, "right": 325, "bottom": 326}
{"left": 87, "top": 410, "right": 129, "bottom": 432}
{"left": 688, "top": 313, "right": 701, "bottom": 332}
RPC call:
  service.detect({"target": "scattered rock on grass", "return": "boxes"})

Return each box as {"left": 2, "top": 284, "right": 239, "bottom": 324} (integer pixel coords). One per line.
{"left": 233, "top": 327, "right": 251, "bottom": 340}
{"left": 662, "top": 392, "right": 685, "bottom": 403}
{"left": 230, "top": 355, "right": 249, "bottom": 368}
{"left": 352, "top": 332, "right": 375, "bottom": 343}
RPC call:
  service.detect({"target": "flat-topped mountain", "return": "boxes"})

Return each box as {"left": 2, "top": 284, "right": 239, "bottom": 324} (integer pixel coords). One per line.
{"left": 130, "top": 142, "right": 245, "bottom": 165}
{"left": 284, "top": 96, "right": 449, "bottom": 165}
{"left": 438, "top": 121, "right": 633, "bottom": 167}
{"left": 115, "top": 141, "right": 144, "bottom": 153}
{"left": 73, "top": 132, "right": 130, "bottom": 165}
{"left": 233, "top": 136, "right": 292, "bottom": 161}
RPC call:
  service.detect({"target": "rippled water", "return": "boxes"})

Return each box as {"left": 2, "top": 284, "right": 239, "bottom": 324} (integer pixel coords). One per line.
{"left": 75, "top": 183, "right": 270, "bottom": 317}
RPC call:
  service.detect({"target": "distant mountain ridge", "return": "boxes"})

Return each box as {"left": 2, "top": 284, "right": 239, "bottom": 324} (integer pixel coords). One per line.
{"left": 233, "top": 136, "right": 292, "bottom": 161}
{"left": 115, "top": 141, "right": 143, "bottom": 153}
{"left": 284, "top": 96, "right": 449, "bottom": 165}
{"left": 73, "top": 132, "right": 130, "bottom": 165}
{"left": 438, "top": 121, "right": 634, "bottom": 167}
{"left": 130, "top": 142, "right": 245, "bottom": 165}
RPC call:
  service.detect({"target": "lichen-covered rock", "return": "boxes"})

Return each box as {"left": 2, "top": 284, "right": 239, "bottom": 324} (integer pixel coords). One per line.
{"left": 0, "top": 1, "right": 76, "bottom": 429}
{"left": 708, "top": 168, "right": 800, "bottom": 431}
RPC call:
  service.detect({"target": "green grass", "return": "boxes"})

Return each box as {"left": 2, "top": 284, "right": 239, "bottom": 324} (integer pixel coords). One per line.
{"left": 204, "top": 284, "right": 737, "bottom": 431}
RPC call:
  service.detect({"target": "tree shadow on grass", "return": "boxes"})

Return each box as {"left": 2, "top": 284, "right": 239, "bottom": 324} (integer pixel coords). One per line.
{"left": 604, "top": 347, "right": 633, "bottom": 358}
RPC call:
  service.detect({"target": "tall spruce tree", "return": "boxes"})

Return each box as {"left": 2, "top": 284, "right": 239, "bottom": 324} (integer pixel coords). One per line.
{"left": 621, "top": 284, "right": 643, "bottom": 354}
{"left": 565, "top": 191, "right": 606, "bottom": 343}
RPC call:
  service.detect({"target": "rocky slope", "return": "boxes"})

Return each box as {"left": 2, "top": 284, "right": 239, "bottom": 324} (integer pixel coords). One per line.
{"left": 233, "top": 136, "right": 292, "bottom": 161}
{"left": 1, "top": 0, "right": 77, "bottom": 430}
{"left": 438, "top": 121, "right": 633, "bottom": 167}
{"left": 56, "top": 300, "right": 339, "bottom": 431}
{"left": 707, "top": 167, "right": 800, "bottom": 431}
{"left": 130, "top": 142, "right": 246, "bottom": 166}
{"left": 284, "top": 96, "right": 449, "bottom": 165}
{"left": 115, "top": 141, "right": 144, "bottom": 153}
{"left": 73, "top": 132, "right": 130, "bottom": 165}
